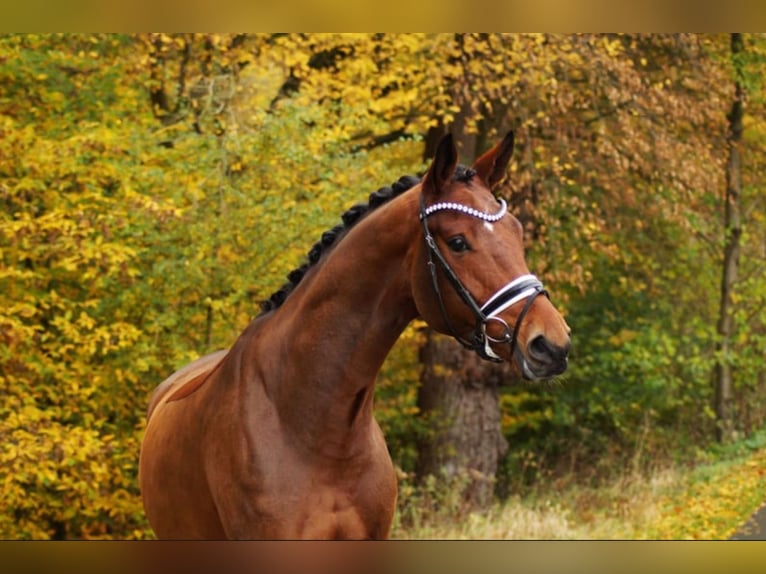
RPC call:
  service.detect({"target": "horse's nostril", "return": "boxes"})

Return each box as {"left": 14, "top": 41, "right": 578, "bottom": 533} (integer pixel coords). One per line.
{"left": 528, "top": 335, "right": 569, "bottom": 364}
{"left": 528, "top": 335, "right": 551, "bottom": 361}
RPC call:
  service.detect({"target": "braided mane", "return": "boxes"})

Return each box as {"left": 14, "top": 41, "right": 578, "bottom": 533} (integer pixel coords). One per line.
{"left": 259, "top": 174, "right": 422, "bottom": 315}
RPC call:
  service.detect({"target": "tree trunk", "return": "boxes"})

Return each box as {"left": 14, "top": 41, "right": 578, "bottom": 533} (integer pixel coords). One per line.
{"left": 416, "top": 34, "right": 514, "bottom": 510}
{"left": 416, "top": 331, "right": 509, "bottom": 509}
{"left": 714, "top": 32, "right": 744, "bottom": 443}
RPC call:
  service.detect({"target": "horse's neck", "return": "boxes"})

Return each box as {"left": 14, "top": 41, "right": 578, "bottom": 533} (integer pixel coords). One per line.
{"left": 249, "top": 192, "right": 420, "bottom": 456}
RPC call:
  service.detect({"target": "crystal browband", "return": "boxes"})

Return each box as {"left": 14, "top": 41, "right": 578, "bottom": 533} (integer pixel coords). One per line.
{"left": 419, "top": 199, "right": 508, "bottom": 222}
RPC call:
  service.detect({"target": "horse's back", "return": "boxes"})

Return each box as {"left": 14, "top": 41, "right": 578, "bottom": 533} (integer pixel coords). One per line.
{"left": 145, "top": 350, "right": 228, "bottom": 421}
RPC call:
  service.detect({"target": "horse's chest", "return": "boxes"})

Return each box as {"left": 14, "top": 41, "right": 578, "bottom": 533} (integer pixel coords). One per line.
{"left": 216, "top": 398, "right": 396, "bottom": 538}
{"left": 272, "top": 458, "right": 395, "bottom": 538}
{"left": 291, "top": 487, "right": 370, "bottom": 538}
{"left": 245, "top": 449, "right": 395, "bottom": 539}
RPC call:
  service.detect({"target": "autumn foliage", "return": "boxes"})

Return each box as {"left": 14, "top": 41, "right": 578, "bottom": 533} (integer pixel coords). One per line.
{"left": 2, "top": 34, "right": 766, "bottom": 538}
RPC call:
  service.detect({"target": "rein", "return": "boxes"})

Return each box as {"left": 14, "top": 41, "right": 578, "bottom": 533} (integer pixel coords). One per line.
{"left": 419, "top": 193, "right": 548, "bottom": 363}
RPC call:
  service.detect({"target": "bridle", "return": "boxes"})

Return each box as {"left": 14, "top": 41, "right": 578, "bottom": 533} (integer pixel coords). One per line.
{"left": 419, "top": 193, "right": 548, "bottom": 363}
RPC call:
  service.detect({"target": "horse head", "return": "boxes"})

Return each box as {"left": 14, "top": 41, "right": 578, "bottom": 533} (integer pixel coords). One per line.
{"left": 411, "top": 132, "right": 571, "bottom": 380}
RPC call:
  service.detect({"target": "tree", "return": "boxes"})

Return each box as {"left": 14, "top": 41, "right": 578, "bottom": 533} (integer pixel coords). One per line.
{"left": 415, "top": 34, "right": 731, "bottom": 494}
{"left": 713, "top": 33, "right": 745, "bottom": 443}
{"left": 416, "top": 331, "right": 510, "bottom": 508}
{"left": 412, "top": 35, "right": 514, "bottom": 510}
{"left": 0, "top": 34, "right": 173, "bottom": 537}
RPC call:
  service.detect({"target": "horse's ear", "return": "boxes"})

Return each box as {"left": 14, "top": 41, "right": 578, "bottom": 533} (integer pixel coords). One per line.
{"left": 423, "top": 133, "right": 458, "bottom": 196}
{"left": 472, "top": 131, "right": 515, "bottom": 189}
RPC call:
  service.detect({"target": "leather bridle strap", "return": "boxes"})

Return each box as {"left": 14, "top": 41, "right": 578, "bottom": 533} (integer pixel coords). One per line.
{"left": 422, "top": 227, "right": 489, "bottom": 354}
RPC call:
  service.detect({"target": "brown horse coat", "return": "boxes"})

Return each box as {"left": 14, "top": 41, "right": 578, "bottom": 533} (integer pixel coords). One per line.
{"left": 139, "top": 133, "right": 570, "bottom": 539}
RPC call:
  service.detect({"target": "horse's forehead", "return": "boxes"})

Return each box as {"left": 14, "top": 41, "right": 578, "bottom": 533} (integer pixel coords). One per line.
{"left": 443, "top": 179, "right": 493, "bottom": 206}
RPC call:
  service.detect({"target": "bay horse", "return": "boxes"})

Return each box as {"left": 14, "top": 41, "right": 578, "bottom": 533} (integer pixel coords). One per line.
{"left": 138, "top": 131, "right": 571, "bottom": 539}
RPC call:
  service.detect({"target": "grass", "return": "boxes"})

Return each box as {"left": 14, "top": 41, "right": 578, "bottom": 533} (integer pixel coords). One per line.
{"left": 392, "top": 437, "right": 766, "bottom": 539}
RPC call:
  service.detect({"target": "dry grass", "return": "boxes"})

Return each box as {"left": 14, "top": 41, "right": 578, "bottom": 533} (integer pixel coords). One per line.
{"left": 392, "top": 496, "right": 585, "bottom": 539}
{"left": 393, "top": 452, "right": 765, "bottom": 540}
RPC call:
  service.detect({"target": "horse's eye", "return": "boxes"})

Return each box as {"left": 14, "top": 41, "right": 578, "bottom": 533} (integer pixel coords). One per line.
{"left": 447, "top": 235, "right": 470, "bottom": 253}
